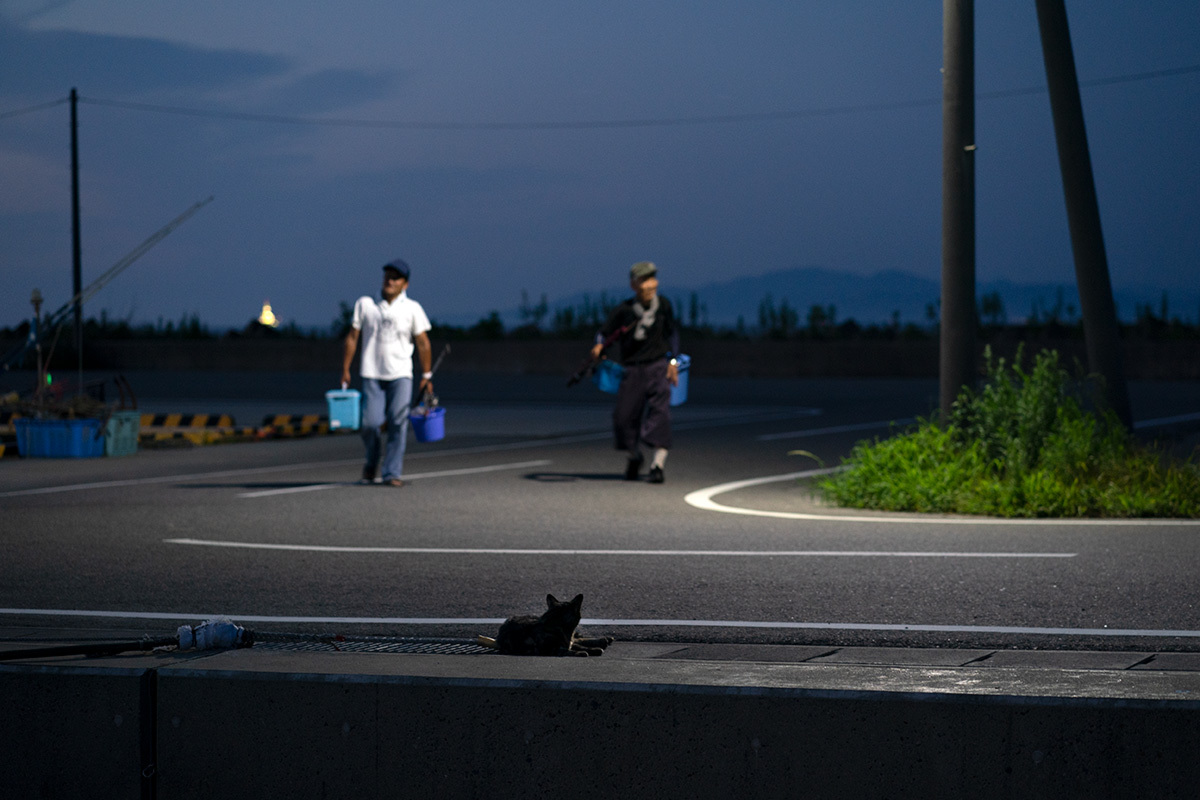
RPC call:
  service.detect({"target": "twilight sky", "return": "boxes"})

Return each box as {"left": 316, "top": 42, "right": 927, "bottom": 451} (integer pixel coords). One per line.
{"left": 1, "top": 0, "right": 1197, "bottom": 330}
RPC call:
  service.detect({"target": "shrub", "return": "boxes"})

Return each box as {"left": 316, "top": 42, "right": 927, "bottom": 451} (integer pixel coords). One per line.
{"left": 819, "top": 347, "right": 1200, "bottom": 518}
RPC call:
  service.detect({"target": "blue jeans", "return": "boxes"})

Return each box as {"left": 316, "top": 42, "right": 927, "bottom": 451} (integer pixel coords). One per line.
{"left": 361, "top": 377, "right": 413, "bottom": 480}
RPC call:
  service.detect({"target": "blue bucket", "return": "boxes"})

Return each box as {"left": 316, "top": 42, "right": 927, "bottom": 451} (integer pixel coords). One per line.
{"left": 592, "top": 359, "right": 625, "bottom": 394}
{"left": 325, "top": 389, "right": 361, "bottom": 431}
{"left": 409, "top": 406, "right": 445, "bottom": 442}
{"left": 669, "top": 354, "right": 691, "bottom": 406}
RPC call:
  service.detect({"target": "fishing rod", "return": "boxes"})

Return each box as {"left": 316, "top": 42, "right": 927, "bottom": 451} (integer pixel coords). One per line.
{"left": 2, "top": 196, "right": 214, "bottom": 372}
{"left": 415, "top": 343, "right": 451, "bottom": 408}
{"left": 566, "top": 323, "right": 631, "bottom": 388}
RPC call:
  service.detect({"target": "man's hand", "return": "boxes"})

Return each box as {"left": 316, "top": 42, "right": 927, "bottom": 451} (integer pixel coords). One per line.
{"left": 667, "top": 360, "right": 679, "bottom": 387}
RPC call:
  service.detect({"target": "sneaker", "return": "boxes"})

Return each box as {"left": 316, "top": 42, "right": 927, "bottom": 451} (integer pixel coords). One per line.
{"left": 624, "top": 457, "right": 643, "bottom": 481}
{"left": 648, "top": 466, "right": 664, "bottom": 484}
{"left": 360, "top": 466, "right": 377, "bottom": 484}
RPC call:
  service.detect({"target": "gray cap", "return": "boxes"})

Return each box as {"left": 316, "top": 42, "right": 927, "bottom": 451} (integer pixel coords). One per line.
{"left": 630, "top": 261, "right": 657, "bottom": 280}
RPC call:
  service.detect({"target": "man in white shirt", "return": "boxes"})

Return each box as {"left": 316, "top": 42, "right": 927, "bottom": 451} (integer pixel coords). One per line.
{"left": 341, "top": 259, "right": 433, "bottom": 487}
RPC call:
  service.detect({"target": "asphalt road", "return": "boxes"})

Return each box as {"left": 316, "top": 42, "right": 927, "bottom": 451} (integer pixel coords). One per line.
{"left": 2, "top": 374, "right": 1199, "bottom": 652}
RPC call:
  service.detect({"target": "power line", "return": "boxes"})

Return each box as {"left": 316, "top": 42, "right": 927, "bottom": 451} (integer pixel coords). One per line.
{"left": 0, "top": 97, "right": 68, "bottom": 121}
{"left": 4, "top": 62, "right": 1197, "bottom": 131}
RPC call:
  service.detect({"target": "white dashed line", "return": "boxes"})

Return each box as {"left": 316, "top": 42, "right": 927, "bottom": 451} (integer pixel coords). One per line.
{"left": 236, "top": 459, "right": 551, "bottom": 497}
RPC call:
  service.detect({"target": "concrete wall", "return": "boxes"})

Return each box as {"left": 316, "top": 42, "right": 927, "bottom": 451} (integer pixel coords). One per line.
{"left": 7, "top": 336, "right": 1199, "bottom": 378}
{"left": 4, "top": 657, "right": 1199, "bottom": 799}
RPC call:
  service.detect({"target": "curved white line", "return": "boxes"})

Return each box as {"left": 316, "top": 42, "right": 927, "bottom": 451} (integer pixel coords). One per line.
{"left": 684, "top": 469, "right": 1200, "bottom": 526}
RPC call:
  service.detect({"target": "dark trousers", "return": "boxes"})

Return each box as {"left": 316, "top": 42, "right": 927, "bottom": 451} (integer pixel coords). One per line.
{"left": 613, "top": 359, "right": 672, "bottom": 452}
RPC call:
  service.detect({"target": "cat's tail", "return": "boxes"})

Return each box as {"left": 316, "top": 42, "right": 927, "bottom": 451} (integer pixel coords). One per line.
{"left": 475, "top": 635, "right": 500, "bottom": 649}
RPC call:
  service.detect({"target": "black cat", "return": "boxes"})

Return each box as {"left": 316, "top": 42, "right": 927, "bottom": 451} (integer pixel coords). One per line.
{"left": 483, "top": 594, "right": 613, "bottom": 657}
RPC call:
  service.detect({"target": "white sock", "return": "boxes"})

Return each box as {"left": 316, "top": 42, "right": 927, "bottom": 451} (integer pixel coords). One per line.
{"left": 651, "top": 448, "right": 668, "bottom": 469}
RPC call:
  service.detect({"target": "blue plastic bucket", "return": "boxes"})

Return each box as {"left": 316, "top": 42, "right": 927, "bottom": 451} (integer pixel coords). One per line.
{"left": 325, "top": 389, "right": 361, "bottom": 431}
{"left": 669, "top": 354, "right": 691, "bottom": 406}
{"left": 592, "top": 359, "right": 625, "bottom": 394}
{"left": 409, "top": 406, "right": 445, "bottom": 442}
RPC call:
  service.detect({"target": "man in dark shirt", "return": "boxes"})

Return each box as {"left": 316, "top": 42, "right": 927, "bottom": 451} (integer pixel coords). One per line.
{"left": 591, "top": 261, "right": 680, "bottom": 483}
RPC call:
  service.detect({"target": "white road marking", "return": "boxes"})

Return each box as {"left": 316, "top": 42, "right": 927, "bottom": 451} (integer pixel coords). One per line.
{"left": 684, "top": 469, "right": 1200, "bottom": 526}
{"left": 163, "top": 538, "right": 1075, "bottom": 558}
{"left": 1134, "top": 411, "right": 1200, "bottom": 429}
{"left": 0, "top": 408, "right": 817, "bottom": 497}
{"left": 0, "top": 459, "right": 362, "bottom": 497}
{"left": 2, "top": 608, "right": 1198, "bottom": 638}
{"left": 756, "top": 418, "right": 915, "bottom": 441}
{"left": 236, "top": 459, "right": 551, "bottom": 497}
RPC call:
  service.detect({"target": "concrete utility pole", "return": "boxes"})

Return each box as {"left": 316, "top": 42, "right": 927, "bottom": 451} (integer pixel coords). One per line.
{"left": 1034, "top": 0, "right": 1132, "bottom": 427}
{"left": 940, "top": 0, "right": 976, "bottom": 415}
{"left": 70, "top": 87, "right": 83, "bottom": 391}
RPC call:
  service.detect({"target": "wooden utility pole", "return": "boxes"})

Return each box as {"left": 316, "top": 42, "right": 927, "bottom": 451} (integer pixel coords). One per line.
{"left": 1035, "top": 0, "right": 1132, "bottom": 427}
{"left": 940, "top": 0, "right": 976, "bottom": 415}
{"left": 70, "top": 87, "right": 83, "bottom": 391}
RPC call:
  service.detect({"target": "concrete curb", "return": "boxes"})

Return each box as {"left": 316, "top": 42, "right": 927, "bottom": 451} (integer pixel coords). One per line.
{"left": 3, "top": 638, "right": 1199, "bottom": 798}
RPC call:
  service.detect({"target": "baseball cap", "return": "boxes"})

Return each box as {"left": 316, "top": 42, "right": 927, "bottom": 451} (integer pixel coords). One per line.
{"left": 383, "top": 259, "right": 410, "bottom": 279}
{"left": 630, "top": 261, "right": 657, "bottom": 280}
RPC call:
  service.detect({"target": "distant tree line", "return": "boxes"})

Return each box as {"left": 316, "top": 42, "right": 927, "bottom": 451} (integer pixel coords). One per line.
{"left": 3, "top": 290, "right": 1198, "bottom": 345}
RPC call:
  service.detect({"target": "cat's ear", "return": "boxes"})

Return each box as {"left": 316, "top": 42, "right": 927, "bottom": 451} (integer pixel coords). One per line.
{"left": 571, "top": 594, "right": 584, "bottom": 609}
{"left": 546, "top": 594, "right": 558, "bottom": 607}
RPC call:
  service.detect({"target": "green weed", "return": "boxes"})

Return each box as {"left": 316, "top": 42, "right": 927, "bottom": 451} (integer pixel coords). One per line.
{"left": 819, "top": 347, "right": 1200, "bottom": 518}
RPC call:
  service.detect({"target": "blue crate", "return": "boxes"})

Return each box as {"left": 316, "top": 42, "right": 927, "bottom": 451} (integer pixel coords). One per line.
{"left": 14, "top": 417, "right": 105, "bottom": 458}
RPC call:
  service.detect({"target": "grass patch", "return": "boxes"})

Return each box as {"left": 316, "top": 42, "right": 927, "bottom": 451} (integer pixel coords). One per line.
{"left": 819, "top": 347, "right": 1200, "bottom": 518}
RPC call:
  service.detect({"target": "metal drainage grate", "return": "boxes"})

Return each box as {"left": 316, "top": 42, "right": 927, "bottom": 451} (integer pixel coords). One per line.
{"left": 252, "top": 636, "right": 496, "bottom": 655}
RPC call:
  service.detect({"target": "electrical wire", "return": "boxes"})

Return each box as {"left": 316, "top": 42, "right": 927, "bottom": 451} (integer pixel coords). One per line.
{"left": 0, "top": 97, "right": 68, "bottom": 120}
{"left": 3, "top": 63, "right": 1197, "bottom": 131}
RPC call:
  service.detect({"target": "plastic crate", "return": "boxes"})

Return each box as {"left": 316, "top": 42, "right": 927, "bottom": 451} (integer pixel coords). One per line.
{"left": 14, "top": 417, "right": 105, "bottom": 458}
{"left": 104, "top": 410, "right": 141, "bottom": 457}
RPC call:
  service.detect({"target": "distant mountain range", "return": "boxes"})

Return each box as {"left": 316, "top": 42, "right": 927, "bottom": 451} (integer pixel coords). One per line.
{"left": 446, "top": 266, "right": 1198, "bottom": 330}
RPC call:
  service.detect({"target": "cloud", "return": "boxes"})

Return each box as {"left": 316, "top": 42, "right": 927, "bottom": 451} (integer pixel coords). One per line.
{"left": 0, "top": 16, "right": 288, "bottom": 98}
{"left": 258, "top": 68, "right": 400, "bottom": 115}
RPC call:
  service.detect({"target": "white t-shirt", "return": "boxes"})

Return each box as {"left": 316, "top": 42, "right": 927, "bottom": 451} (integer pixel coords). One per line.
{"left": 351, "top": 291, "right": 432, "bottom": 380}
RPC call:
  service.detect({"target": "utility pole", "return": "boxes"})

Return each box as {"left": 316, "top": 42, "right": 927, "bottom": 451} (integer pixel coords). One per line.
{"left": 940, "top": 0, "right": 976, "bottom": 415}
{"left": 1034, "top": 0, "right": 1132, "bottom": 427}
{"left": 70, "top": 87, "right": 83, "bottom": 393}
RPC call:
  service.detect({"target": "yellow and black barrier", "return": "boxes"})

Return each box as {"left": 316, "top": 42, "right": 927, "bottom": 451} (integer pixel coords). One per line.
{"left": 0, "top": 410, "right": 16, "bottom": 458}
{"left": 138, "top": 413, "right": 256, "bottom": 446}
{"left": 257, "top": 414, "right": 331, "bottom": 438}
{"left": 0, "top": 410, "right": 345, "bottom": 456}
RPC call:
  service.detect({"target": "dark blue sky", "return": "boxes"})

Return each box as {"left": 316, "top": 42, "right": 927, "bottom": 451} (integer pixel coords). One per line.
{"left": 2, "top": 1, "right": 1197, "bottom": 329}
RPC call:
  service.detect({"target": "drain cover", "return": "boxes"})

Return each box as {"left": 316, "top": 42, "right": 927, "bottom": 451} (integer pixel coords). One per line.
{"left": 253, "top": 636, "right": 495, "bottom": 655}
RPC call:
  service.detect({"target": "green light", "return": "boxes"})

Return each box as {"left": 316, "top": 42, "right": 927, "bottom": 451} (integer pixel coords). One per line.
{"left": 45, "top": 373, "right": 52, "bottom": 385}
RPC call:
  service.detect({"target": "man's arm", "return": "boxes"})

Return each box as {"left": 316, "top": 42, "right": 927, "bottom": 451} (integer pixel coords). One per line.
{"left": 341, "top": 328, "right": 360, "bottom": 388}
{"left": 415, "top": 331, "right": 433, "bottom": 398}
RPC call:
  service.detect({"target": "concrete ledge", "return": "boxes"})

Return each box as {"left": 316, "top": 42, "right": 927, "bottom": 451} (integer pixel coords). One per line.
{"left": 3, "top": 643, "right": 1200, "bottom": 798}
